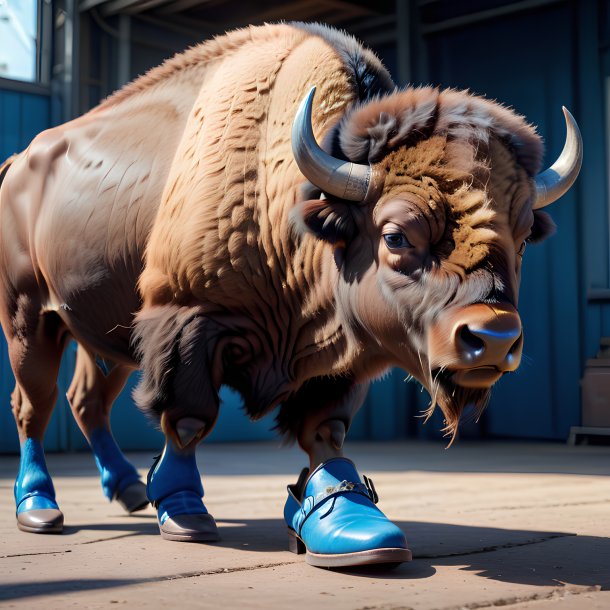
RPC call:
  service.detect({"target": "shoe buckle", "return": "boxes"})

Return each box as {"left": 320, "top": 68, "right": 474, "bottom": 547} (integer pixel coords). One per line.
{"left": 363, "top": 475, "right": 379, "bottom": 504}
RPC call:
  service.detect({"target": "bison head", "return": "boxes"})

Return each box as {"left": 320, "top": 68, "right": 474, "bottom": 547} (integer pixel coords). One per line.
{"left": 292, "top": 86, "right": 582, "bottom": 439}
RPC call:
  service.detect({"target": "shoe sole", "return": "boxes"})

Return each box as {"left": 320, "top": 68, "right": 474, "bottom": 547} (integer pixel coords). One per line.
{"left": 16, "top": 520, "right": 63, "bottom": 534}
{"left": 288, "top": 528, "right": 412, "bottom": 568}
{"left": 159, "top": 529, "right": 221, "bottom": 542}
{"left": 159, "top": 513, "right": 221, "bottom": 543}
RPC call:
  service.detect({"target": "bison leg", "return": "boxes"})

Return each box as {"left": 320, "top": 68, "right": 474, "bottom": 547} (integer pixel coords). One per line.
{"left": 66, "top": 344, "right": 148, "bottom": 513}
{"left": 5, "top": 299, "right": 68, "bottom": 534}
{"left": 281, "top": 378, "right": 411, "bottom": 567}
{"left": 278, "top": 377, "right": 369, "bottom": 471}
{"left": 146, "top": 440, "right": 219, "bottom": 542}
{"left": 133, "top": 305, "right": 221, "bottom": 542}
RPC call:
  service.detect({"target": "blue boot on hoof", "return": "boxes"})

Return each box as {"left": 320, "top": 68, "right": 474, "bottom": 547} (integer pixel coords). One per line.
{"left": 284, "top": 458, "right": 412, "bottom": 568}
{"left": 147, "top": 442, "right": 219, "bottom": 542}
{"left": 89, "top": 428, "right": 149, "bottom": 514}
{"left": 15, "top": 439, "right": 63, "bottom": 534}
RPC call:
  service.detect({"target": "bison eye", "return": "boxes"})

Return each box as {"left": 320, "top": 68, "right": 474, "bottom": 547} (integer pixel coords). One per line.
{"left": 383, "top": 233, "right": 411, "bottom": 249}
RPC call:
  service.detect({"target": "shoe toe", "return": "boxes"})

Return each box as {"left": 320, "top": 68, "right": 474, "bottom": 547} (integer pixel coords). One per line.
{"left": 339, "top": 516, "right": 408, "bottom": 552}
{"left": 159, "top": 513, "right": 220, "bottom": 542}
{"left": 17, "top": 509, "right": 64, "bottom": 534}
{"left": 116, "top": 481, "right": 149, "bottom": 513}
{"left": 308, "top": 514, "right": 407, "bottom": 554}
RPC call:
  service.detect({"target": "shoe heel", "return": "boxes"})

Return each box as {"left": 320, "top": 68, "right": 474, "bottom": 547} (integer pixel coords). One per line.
{"left": 287, "top": 529, "right": 306, "bottom": 554}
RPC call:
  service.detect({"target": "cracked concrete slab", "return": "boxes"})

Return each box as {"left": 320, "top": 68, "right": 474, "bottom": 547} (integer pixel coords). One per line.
{"left": 0, "top": 441, "right": 609, "bottom": 609}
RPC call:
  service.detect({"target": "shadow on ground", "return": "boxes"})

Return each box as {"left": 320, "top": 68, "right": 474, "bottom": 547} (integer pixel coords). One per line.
{"left": 62, "top": 519, "right": 159, "bottom": 537}
{"left": 215, "top": 518, "right": 610, "bottom": 588}
{"left": 2, "top": 519, "right": 609, "bottom": 601}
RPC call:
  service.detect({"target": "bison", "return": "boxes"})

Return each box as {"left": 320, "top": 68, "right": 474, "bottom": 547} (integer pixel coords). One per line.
{"left": 0, "top": 22, "right": 581, "bottom": 567}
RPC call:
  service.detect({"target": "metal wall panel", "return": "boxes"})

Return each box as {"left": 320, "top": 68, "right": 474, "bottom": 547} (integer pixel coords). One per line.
{"left": 0, "top": 88, "right": 55, "bottom": 453}
{"left": 424, "top": 2, "right": 583, "bottom": 439}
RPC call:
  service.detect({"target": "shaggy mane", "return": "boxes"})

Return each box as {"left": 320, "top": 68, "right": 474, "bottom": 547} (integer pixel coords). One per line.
{"left": 339, "top": 87, "right": 544, "bottom": 177}
{"left": 292, "top": 22, "right": 394, "bottom": 101}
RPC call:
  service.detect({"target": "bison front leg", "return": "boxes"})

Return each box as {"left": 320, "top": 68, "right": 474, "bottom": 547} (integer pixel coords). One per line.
{"left": 280, "top": 378, "right": 412, "bottom": 568}
{"left": 66, "top": 344, "right": 148, "bottom": 513}
{"left": 279, "top": 377, "right": 368, "bottom": 471}
{"left": 133, "top": 305, "right": 220, "bottom": 542}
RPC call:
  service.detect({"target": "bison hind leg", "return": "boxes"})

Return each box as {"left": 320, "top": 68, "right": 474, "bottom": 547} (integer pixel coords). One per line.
{"left": 66, "top": 344, "right": 148, "bottom": 513}
{"left": 6, "top": 301, "right": 69, "bottom": 533}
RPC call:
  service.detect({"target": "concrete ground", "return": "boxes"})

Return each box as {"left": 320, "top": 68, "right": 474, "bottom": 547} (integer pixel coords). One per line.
{"left": 0, "top": 440, "right": 609, "bottom": 610}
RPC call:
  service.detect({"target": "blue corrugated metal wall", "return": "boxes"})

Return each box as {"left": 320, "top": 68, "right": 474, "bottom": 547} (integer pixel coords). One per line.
{"left": 0, "top": 89, "right": 57, "bottom": 453}
{"left": 423, "top": 1, "right": 583, "bottom": 440}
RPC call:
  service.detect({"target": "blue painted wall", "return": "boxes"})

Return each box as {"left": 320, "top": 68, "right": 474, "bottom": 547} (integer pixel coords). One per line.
{"left": 422, "top": 1, "right": 585, "bottom": 440}
{"left": 0, "top": 88, "right": 56, "bottom": 453}
{"left": 0, "top": 89, "right": 49, "bottom": 157}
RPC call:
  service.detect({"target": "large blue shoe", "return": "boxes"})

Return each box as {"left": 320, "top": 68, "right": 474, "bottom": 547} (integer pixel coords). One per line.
{"left": 284, "top": 458, "right": 412, "bottom": 568}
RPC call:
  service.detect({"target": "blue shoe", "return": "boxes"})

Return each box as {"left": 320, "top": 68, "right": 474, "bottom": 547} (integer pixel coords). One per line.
{"left": 89, "top": 428, "right": 149, "bottom": 514}
{"left": 14, "top": 439, "right": 63, "bottom": 534}
{"left": 284, "top": 458, "right": 412, "bottom": 568}
{"left": 147, "top": 442, "right": 219, "bottom": 542}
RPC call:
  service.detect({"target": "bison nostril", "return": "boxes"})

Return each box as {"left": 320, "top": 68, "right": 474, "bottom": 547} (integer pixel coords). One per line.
{"left": 509, "top": 332, "right": 523, "bottom": 354}
{"left": 458, "top": 325, "right": 486, "bottom": 360}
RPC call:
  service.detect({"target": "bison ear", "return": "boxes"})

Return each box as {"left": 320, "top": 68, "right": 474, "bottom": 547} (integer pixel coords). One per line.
{"left": 528, "top": 210, "right": 557, "bottom": 244}
{"left": 291, "top": 198, "right": 358, "bottom": 244}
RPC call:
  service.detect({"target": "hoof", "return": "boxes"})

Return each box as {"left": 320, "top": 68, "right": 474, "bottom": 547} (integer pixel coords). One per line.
{"left": 175, "top": 417, "right": 207, "bottom": 449}
{"left": 159, "top": 513, "right": 220, "bottom": 542}
{"left": 116, "top": 481, "right": 149, "bottom": 514}
{"left": 17, "top": 509, "right": 64, "bottom": 534}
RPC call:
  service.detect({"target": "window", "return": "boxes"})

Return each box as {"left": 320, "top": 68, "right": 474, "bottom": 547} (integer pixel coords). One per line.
{"left": 0, "top": 0, "right": 38, "bottom": 82}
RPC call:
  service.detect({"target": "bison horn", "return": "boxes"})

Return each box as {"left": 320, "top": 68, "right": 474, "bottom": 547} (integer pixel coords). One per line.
{"left": 292, "top": 86, "right": 372, "bottom": 202}
{"left": 533, "top": 107, "right": 583, "bottom": 209}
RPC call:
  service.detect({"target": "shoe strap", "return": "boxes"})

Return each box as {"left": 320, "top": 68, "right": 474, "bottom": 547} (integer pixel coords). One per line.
{"left": 295, "top": 477, "right": 378, "bottom": 536}
{"left": 16, "top": 490, "right": 58, "bottom": 513}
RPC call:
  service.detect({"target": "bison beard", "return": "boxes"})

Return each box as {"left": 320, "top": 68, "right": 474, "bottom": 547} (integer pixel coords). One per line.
{"left": 426, "top": 371, "right": 492, "bottom": 440}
